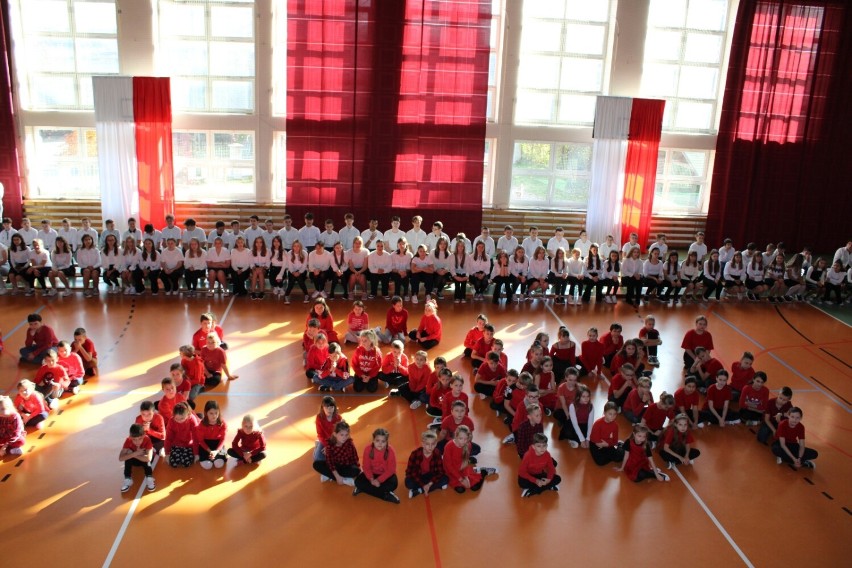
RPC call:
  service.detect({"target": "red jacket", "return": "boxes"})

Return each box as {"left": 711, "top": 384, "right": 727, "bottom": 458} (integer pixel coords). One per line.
{"left": 316, "top": 413, "right": 342, "bottom": 448}
{"left": 158, "top": 393, "right": 187, "bottom": 423}
{"left": 464, "top": 327, "right": 484, "bottom": 350}
{"left": 361, "top": 444, "right": 397, "bottom": 482}
{"left": 319, "top": 355, "right": 350, "bottom": 380}
{"left": 195, "top": 421, "right": 228, "bottom": 452}
{"left": 14, "top": 392, "right": 48, "bottom": 419}
{"left": 181, "top": 355, "right": 206, "bottom": 387}
{"left": 306, "top": 344, "right": 329, "bottom": 373}
{"left": 165, "top": 414, "right": 200, "bottom": 452}
{"left": 579, "top": 340, "right": 606, "bottom": 372}
{"left": 416, "top": 314, "right": 442, "bottom": 342}
{"left": 231, "top": 429, "right": 266, "bottom": 456}
{"left": 192, "top": 324, "right": 224, "bottom": 352}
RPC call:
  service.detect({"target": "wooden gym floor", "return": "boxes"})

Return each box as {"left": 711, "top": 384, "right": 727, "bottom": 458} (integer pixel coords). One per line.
{"left": 1, "top": 292, "right": 850, "bottom": 567}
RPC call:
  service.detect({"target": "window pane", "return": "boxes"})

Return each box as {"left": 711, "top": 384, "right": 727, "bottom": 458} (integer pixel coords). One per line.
{"left": 520, "top": 20, "right": 563, "bottom": 52}
{"left": 22, "top": 1, "right": 70, "bottom": 33}
{"left": 173, "top": 131, "right": 256, "bottom": 201}
{"left": 571, "top": 1, "right": 610, "bottom": 22}
{"left": 678, "top": 66, "right": 718, "bottom": 99}
{"left": 171, "top": 78, "right": 208, "bottom": 111}
{"left": 79, "top": 75, "right": 94, "bottom": 108}
{"left": 30, "top": 127, "right": 100, "bottom": 198}
{"left": 212, "top": 80, "right": 254, "bottom": 110}
{"left": 553, "top": 177, "right": 589, "bottom": 203}
{"left": 159, "top": 4, "right": 206, "bottom": 37}
{"left": 648, "top": 0, "right": 686, "bottom": 27}
{"left": 555, "top": 144, "right": 591, "bottom": 172}
{"left": 645, "top": 30, "right": 683, "bottom": 61}
{"left": 27, "top": 37, "right": 75, "bottom": 72}
{"left": 209, "top": 42, "right": 255, "bottom": 77}
{"left": 513, "top": 142, "right": 551, "bottom": 170}
{"left": 641, "top": 63, "right": 679, "bottom": 97}
{"left": 75, "top": 38, "right": 119, "bottom": 73}
{"left": 564, "top": 24, "right": 606, "bottom": 55}
{"left": 162, "top": 40, "right": 208, "bottom": 75}
{"left": 74, "top": 2, "right": 117, "bottom": 34}
{"left": 684, "top": 33, "right": 722, "bottom": 63}
{"left": 557, "top": 93, "right": 596, "bottom": 124}
{"left": 686, "top": 0, "right": 728, "bottom": 32}
{"left": 671, "top": 150, "right": 708, "bottom": 176}
{"left": 511, "top": 175, "right": 549, "bottom": 202}
{"left": 667, "top": 182, "right": 702, "bottom": 208}
{"left": 211, "top": 6, "right": 254, "bottom": 38}
{"left": 674, "top": 101, "right": 713, "bottom": 129}
{"left": 517, "top": 55, "right": 560, "bottom": 89}
{"left": 559, "top": 58, "right": 602, "bottom": 92}
{"left": 514, "top": 91, "right": 555, "bottom": 123}
{"left": 31, "top": 75, "right": 77, "bottom": 107}
{"left": 522, "top": 0, "right": 563, "bottom": 19}
{"left": 174, "top": 132, "right": 208, "bottom": 159}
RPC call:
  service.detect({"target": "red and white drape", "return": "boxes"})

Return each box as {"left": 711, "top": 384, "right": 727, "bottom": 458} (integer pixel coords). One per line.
{"left": 93, "top": 77, "right": 174, "bottom": 233}
{"left": 589, "top": 96, "right": 665, "bottom": 249}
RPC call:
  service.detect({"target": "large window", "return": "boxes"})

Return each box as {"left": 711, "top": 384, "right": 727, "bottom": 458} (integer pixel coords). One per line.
{"left": 26, "top": 127, "right": 100, "bottom": 198}
{"left": 173, "top": 131, "right": 256, "bottom": 201}
{"left": 486, "top": 0, "right": 504, "bottom": 121}
{"left": 9, "top": 0, "right": 119, "bottom": 110}
{"left": 653, "top": 149, "right": 712, "bottom": 213}
{"left": 510, "top": 142, "right": 591, "bottom": 208}
{"left": 515, "top": 0, "right": 615, "bottom": 126}
{"left": 158, "top": 0, "right": 256, "bottom": 113}
{"left": 641, "top": 0, "right": 730, "bottom": 133}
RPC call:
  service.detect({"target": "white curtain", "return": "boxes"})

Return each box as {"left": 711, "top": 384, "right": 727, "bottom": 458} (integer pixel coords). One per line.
{"left": 93, "top": 77, "right": 138, "bottom": 234}
{"left": 587, "top": 96, "right": 632, "bottom": 246}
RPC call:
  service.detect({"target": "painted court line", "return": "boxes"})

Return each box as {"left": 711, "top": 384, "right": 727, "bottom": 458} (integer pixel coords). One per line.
{"left": 220, "top": 295, "right": 236, "bottom": 325}
{"left": 673, "top": 466, "right": 754, "bottom": 568}
{"left": 102, "top": 455, "right": 159, "bottom": 568}
{"left": 1, "top": 305, "right": 46, "bottom": 341}
{"left": 805, "top": 302, "right": 851, "bottom": 329}
{"left": 545, "top": 303, "right": 611, "bottom": 385}
{"left": 712, "top": 312, "right": 851, "bottom": 414}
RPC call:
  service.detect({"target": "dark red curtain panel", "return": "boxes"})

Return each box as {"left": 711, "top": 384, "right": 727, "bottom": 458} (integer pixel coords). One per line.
{"left": 0, "top": 0, "right": 22, "bottom": 223}
{"left": 620, "top": 98, "right": 665, "bottom": 247}
{"left": 286, "top": 0, "right": 489, "bottom": 236}
{"left": 707, "top": 0, "right": 852, "bottom": 252}
{"left": 133, "top": 77, "right": 175, "bottom": 229}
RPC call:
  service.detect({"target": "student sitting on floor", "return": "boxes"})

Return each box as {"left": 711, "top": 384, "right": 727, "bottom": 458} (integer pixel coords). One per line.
{"left": 228, "top": 414, "right": 267, "bottom": 466}
{"left": 659, "top": 413, "right": 700, "bottom": 469}
{"left": 589, "top": 402, "right": 624, "bottom": 466}
{"left": 518, "top": 433, "right": 562, "bottom": 497}
{"left": 0, "top": 396, "right": 26, "bottom": 457}
{"left": 119, "top": 423, "right": 155, "bottom": 493}
{"left": 136, "top": 401, "right": 165, "bottom": 457}
{"left": 353, "top": 428, "right": 400, "bottom": 504}
{"left": 757, "top": 386, "right": 793, "bottom": 445}
{"left": 442, "top": 425, "right": 498, "bottom": 494}
{"left": 165, "top": 402, "right": 199, "bottom": 468}
{"left": 616, "top": 424, "right": 670, "bottom": 483}
{"left": 771, "top": 407, "right": 817, "bottom": 469}
{"left": 312, "top": 421, "right": 360, "bottom": 487}
{"left": 405, "top": 430, "right": 448, "bottom": 499}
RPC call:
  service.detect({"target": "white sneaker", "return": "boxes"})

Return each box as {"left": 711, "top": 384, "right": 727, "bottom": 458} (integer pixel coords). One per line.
{"left": 303, "top": 295, "right": 310, "bottom": 303}
{"left": 48, "top": 398, "right": 59, "bottom": 410}
{"left": 568, "top": 441, "right": 579, "bottom": 449}
{"left": 319, "top": 474, "right": 332, "bottom": 483}
{"left": 403, "top": 296, "right": 410, "bottom": 302}
{"left": 121, "top": 478, "right": 132, "bottom": 493}
{"left": 411, "top": 296, "right": 419, "bottom": 304}
{"left": 62, "top": 289, "right": 72, "bottom": 296}
{"left": 478, "top": 393, "right": 487, "bottom": 400}
{"left": 656, "top": 470, "right": 670, "bottom": 482}
{"left": 567, "top": 297, "right": 575, "bottom": 305}
{"left": 46, "top": 289, "right": 56, "bottom": 297}
{"left": 776, "top": 456, "right": 783, "bottom": 465}
{"left": 502, "top": 433, "right": 515, "bottom": 444}
{"left": 521, "top": 488, "right": 532, "bottom": 498}
{"left": 145, "top": 476, "right": 156, "bottom": 491}
{"left": 341, "top": 477, "right": 355, "bottom": 487}
{"left": 409, "top": 400, "right": 422, "bottom": 410}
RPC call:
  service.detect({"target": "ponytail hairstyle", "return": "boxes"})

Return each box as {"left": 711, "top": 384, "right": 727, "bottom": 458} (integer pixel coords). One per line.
{"left": 369, "top": 428, "right": 390, "bottom": 461}
{"left": 455, "top": 425, "right": 472, "bottom": 462}
{"left": 659, "top": 391, "right": 675, "bottom": 407}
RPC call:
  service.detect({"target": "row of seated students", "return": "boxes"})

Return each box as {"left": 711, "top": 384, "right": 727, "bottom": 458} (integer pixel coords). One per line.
{"left": 4, "top": 214, "right": 850, "bottom": 306}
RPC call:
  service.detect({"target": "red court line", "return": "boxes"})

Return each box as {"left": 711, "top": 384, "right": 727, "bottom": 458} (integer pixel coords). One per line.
{"left": 805, "top": 429, "right": 852, "bottom": 460}
{"left": 803, "top": 345, "right": 852, "bottom": 380}
{"left": 407, "top": 407, "right": 443, "bottom": 568}
{"left": 755, "top": 339, "right": 852, "bottom": 358}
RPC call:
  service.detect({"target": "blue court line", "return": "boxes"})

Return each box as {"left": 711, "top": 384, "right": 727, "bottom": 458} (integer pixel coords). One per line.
{"left": 1, "top": 305, "right": 46, "bottom": 341}
{"left": 712, "top": 311, "right": 851, "bottom": 414}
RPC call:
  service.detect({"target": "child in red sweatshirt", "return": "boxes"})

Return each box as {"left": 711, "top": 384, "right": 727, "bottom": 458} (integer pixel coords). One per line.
{"left": 195, "top": 400, "right": 228, "bottom": 469}
{"left": 392, "top": 350, "right": 431, "bottom": 409}
{"left": 56, "top": 341, "right": 85, "bottom": 395}
{"left": 378, "top": 339, "right": 409, "bottom": 388}
{"left": 353, "top": 428, "right": 400, "bottom": 504}
{"left": 518, "top": 433, "right": 561, "bottom": 497}
{"left": 408, "top": 300, "right": 442, "bottom": 349}
{"left": 119, "top": 423, "right": 155, "bottom": 493}
{"left": 33, "top": 350, "right": 69, "bottom": 409}
{"left": 165, "top": 402, "right": 199, "bottom": 468}
{"left": 228, "top": 415, "right": 266, "bottom": 465}
{"left": 352, "top": 329, "right": 383, "bottom": 393}
{"left": 442, "top": 425, "right": 498, "bottom": 493}
{"left": 136, "top": 400, "right": 166, "bottom": 456}
{"left": 578, "top": 327, "right": 605, "bottom": 379}
{"left": 405, "top": 430, "right": 448, "bottom": 498}
{"left": 14, "top": 380, "right": 49, "bottom": 429}
{"left": 314, "top": 396, "right": 342, "bottom": 462}
{"left": 0, "top": 396, "right": 26, "bottom": 457}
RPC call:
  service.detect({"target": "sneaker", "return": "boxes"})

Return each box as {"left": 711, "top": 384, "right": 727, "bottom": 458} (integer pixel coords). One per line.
{"left": 145, "top": 476, "right": 156, "bottom": 492}
{"left": 411, "top": 296, "right": 419, "bottom": 304}
{"left": 544, "top": 408, "right": 552, "bottom": 417}
{"left": 403, "top": 296, "right": 410, "bottom": 302}
{"left": 437, "top": 482, "right": 448, "bottom": 491}
{"left": 368, "top": 295, "right": 376, "bottom": 300}
{"left": 341, "top": 477, "right": 355, "bottom": 487}
{"left": 803, "top": 460, "right": 816, "bottom": 469}
{"left": 568, "top": 441, "right": 579, "bottom": 449}
{"left": 666, "top": 461, "right": 675, "bottom": 470}
{"left": 25, "top": 288, "right": 34, "bottom": 296}
{"left": 303, "top": 295, "right": 310, "bottom": 303}
{"left": 7, "top": 447, "right": 22, "bottom": 455}
{"left": 389, "top": 388, "right": 400, "bottom": 397}
{"left": 71, "top": 386, "right": 80, "bottom": 395}
{"left": 521, "top": 488, "right": 533, "bottom": 498}
{"left": 121, "top": 478, "right": 132, "bottom": 493}
{"left": 319, "top": 474, "right": 332, "bottom": 483}
{"left": 311, "top": 291, "right": 320, "bottom": 299}
{"left": 46, "top": 289, "right": 56, "bottom": 297}
{"left": 352, "top": 487, "right": 361, "bottom": 496}
{"left": 502, "top": 433, "right": 515, "bottom": 444}
{"left": 776, "top": 456, "right": 783, "bottom": 465}
{"left": 567, "top": 297, "right": 575, "bottom": 305}
{"left": 454, "top": 486, "right": 466, "bottom": 494}
{"left": 745, "top": 420, "right": 760, "bottom": 426}
{"left": 409, "top": 487, "right": 424, "bottom": 499}
{"left": 697, "top": 422, "right": 705, "bottom": 429}
{"left": 384, "top": 491, "right": 401, "bottom": 504}
{"left": 454, "top": 299, "right": 460, "bottom": 304}
{"left": 657, "top": 470, "right": 670, "bottom": 482}
{"left": 648, "top": 356, "right": 660, "bottom": 366}
{"left": 409, "top": 400, "right": 423, "bottom": 410}
{"left": 726, "top": 419, "right": 741, "bottom": 425}
{"left": 478, "top": 392, "right": 487, "bottom": 400}
{"left": 48, "top": 398, "right": 59, "bottom": 411}
{"left": 479, "top": 467, "right": 498, "bottom": 476}
{"left": 284, "top": 296, "right": 291, "bottom": 304}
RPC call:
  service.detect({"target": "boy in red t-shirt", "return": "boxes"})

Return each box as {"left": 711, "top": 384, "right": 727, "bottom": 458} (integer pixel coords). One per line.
{"left": 33, "top": 350, "right": 69, "bottom": 409}
{"left": 757, "top": 386, "right": 793, "bottom": 444}
{"left": 518, "top": 433, "right": 561, "bottom": 497}
{"left": 739, "top": 370, "right": 769, "bottom": 425}
{"left": 638, "top": 315, "right": 662, "bottom": 367}
{"left": 463, "top": 314, "right": 487, "bottom": 358}
{"left": 699, "top": 370, "right": 741, "bottom": 427}
{"left": 578, "top": 327, "right": 606, "bottom": 378}
{"left": 674, "top": 376, "right": 702, "bottom": 429}
{"left": 600, "top": 323, "right": 624, "bottom": 369}
{"left": 119, "top": 423, "right": 155, "bottom": 493}
{"left": 771, "top": 407, "right": 817, "bottom": 469}
{"left": 473, "top": 351, "right": 506, "bottom": 399}
{"left": 157, "top": 377, "right": 186, "bottom": 424}
{"left": 72, "top": 327, "right": 98, "bottom": 377}
{"left": 470, "top": 324, "right": 496, "bottom": 370}
{"left": 690, "top": 347, "right": 724, "bottom": 391}
{"left": 730, "top": 352, "right": 755, "bottom": 398}
{"left": 136, "top": 400, "right": 166, "bottom": 456}
{"left": 379, "top": 296, "right": 409, "bottom": 344}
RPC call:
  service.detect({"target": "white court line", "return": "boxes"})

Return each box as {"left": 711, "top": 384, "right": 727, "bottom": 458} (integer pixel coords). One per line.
{"left": 673, "top": 466, "right": 754, "bottom": 567}
{"left": 1, "top": 305, "right": 46, "bottom": 341}
{"left": 544, "top": 302, "right": 611, "bottom": 385}
{"left": 102, "top": 455, "right": 159, "bottom": 568}
{"left": 103, "top": 296, "right": 236, "bottom": 566}
{"left": 711, "top": 311, "right": 851, "bottom": 413}
{"left": 805, "top": 301, "right": 852, "bottom": 329}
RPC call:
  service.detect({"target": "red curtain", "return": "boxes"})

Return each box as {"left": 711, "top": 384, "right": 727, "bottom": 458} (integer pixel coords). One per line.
{"left": 0, "top": 0, "right": 22, "bottom": 223}
{"left": 620, "top": 98, "right": 665, "bottom": 247}
{"left": 133, "top": 77, "right": 174, "bottom": 229}
{"left": 707, "top": 0, "right": 852, "bottom": 252}
{"left": 286, "top": 0, "right": 489, "bottom": 236}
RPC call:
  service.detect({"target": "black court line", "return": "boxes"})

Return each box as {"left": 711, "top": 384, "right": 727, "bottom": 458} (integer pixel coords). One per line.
{"left": 57, "top": 410, "right": 63, "bottom": 415}
{"left": 774, "top": 306, "right": 852, "bottom": 370}
{"left": 1, "top": 474, "right": 10, "bottom": 482}
{"left": 822, "top": 492, "right": 834, "bottom": 500}
{"left": 14, "top": 459, "right": 23, "bottom": 467}
{"left": 809, "top": 376, "right": 851, "bottom": 406}
{"left": 803, "top": 477, "right": 815, "bottom": 485}
{"left": 38, "top": 433, "right": 45, "bottom": 440}
{"left": 48, "top": 421, "right": 55, "bottom": 428}
{"left": 843, "top": 507, "right": 852, "bottom": 516}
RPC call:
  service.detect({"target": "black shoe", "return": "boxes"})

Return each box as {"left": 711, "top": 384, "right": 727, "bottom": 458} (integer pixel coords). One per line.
{"left": 383, "top": 491, "right": 401, "bottom": 504}
{"left": 352, "top": 487, "right": 361, "bottom": 496}
{"left": 454, "top": 486, "right": 466, "bottom": 494}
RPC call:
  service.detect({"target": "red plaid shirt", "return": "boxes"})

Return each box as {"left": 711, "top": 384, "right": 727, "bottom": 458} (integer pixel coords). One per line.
{"left": 516, "top": 420, "right": 544, "bottom": 459}
{"left": 405, "top": 447, "right": 445, "bottom": 482}
{"left": 326, "top": 439, "right": 359, "bottom": 473}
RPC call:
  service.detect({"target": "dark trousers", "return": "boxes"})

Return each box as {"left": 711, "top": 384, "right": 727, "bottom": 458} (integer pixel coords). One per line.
{"left": 405, "top": 474, "right": 449, "bottom": 492}
{"left": 377, "top": 372, "right": 407, "bottom": 387}
{"left": 699, "top": 409, "right": 740, "bottom": 425}
{"left": 390, "top": 273, "right": 410, "bottom": 297}
{"left": 590, "top": 443, "right": 624, "bottom": 466}
{"left": 473, "top": 382, "right": 496, "bottom": 397}
{"left": 103, "top": 266, "right": 121, "bottom": 287}
{"left": 625, "top": 276, "right": 642, "bottom": 303}
{"left": 354, "top": 473, "right": 399, "bottom": 499}
{"left": 24, "top": 266, "right": 49, "bottom": 289}
{"left": 644, "top": 330, "right": 659, "bottom": 356}
{"left": 408, "top": 331, "right": 439, "bottom": 350}
{"left": 312, "top": 269, "right": 330, "bottom": 296}
{"left": 410, "top": 272, "right": 433, "bottom": 296}
{"left": 548, "top": 274, "right": 568, "bottom": 296}
{"left": 184, "top": 269, "right": 205, "bottom": 291}
{"left": 370, "top": 272, "right": 390, "bottom": 297}
{"left": 771, "top": 441, "right": 818, "bottom": 464}
{"left": 659, "top": 447, "right": 700, "bottom": 464}
{"left": 285, "top": 272, "right": 308, "bottom": 295}
{"left": 470, "top": 274, "right": 489, "bottom": 295}
{"left": 703, "top": 277, "right": 722, "bottom": 299}
{"left": 312, "top": 460, "right": 360, "bottom": 479}
{"left": 740, "top": 408, "right": 764, "bottom": 422}
{"left": 491, "top": 275, "right": 515, "bottom": 302}
{"left": 161, "top": 268, "right": 184, "bottom": 292}
{"left": 453, "top": 278, "right": 468, "bottom": 300}
{"left": 227, "top": 448, "right": 266, "bottom": 463}
{"left": 518, "top": 474, "right": 562, "bottom": 495}
{"left": 124, "top": 458, "right": 153, "bottom": 478}
{"left": 231, "top": 269, "right": 250, "bottom": 294}
{"left": 269, "top": 266, "right": 286, "bottom": 290}
{"left": 142, "top": 269, "right": 160, "bottom": 293}
{"left": 582, "top": 278, "right": 602, "bottom": 302}
{"left": 353, "top": 376, "right": 379, "bottom": 393}
{"left": 756, "top": 423, "right": 774, "bottom": 444}
{"left": 397, "top": 383, "right": 429, "bottom": 404}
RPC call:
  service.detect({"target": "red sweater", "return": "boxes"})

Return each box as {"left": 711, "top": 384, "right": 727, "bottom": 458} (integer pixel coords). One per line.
{"left": 739, "top": 385, "right": 769, "bottom": 413}
{"left": 703, "top": 384, "right": 732, "bottom": 411}
{"left": 608, "top": 372, "right": 634, "bottom": 398}
{"left": 610, "top": 352, "right": 639, "bottom": 374}
{"left": 623, "top": 389, "right": 654, "bottom": 417}
{"left": 25, "top": 325, "right": 58, "bottom": 357}
{"left": 158, "top": 393, "right": 187, "bottom": 423}
{"left": 681, "top": 329, "right": 714, "bottom": 352}
{"left": 181, "top": 355, "right": 206, "bottom": 387}
{"left": 473, "top": 336, "right": 495, "bottom": 360}
{"left": 730, "top": 362, "right": 756, "bottom": 392}
{"left": 385, "top": 307, "right": 409, "bottom": 335}
{"left": 674, "top": 387, "right": 700, "bottom": 411}
{"left": 352, "top": 346, "right": 382, "bottom": 378}
{"left": 464, "top": 327, "right": 484, "bottom": 350}
{"left": 35, "top": 363, "right": 70, "bottom": 390}
{"left": 441, "top": 414, "right": 475, "bottom": 439}
{"left": 442, "top": 391, "right": 470, "bottom": 416}
{"left": 347, "top": 311, "right": 369, "bottom": 333}
{"left": 442, "top": 440, "right": 480, "bottom": 488}
{"left": 192, "top": 324, "right": 224, "bottom": 352}
{"left": 381, "top": 352, "right": 409, "bottom": 375}
{"left": 306, "top": 344, "right": 329, "bottom": 373}
{"left": 71, "top": 338, "right": 98, "bottom": 368}
{"left": 579, "top": 340, "right": 605, "bottom": 372}
{"left": 319, "top": 355, "right": 350, "bottom": 380}
{"left": 0, "top": 413, "right": 26, "bottom": 448}
{"left": 519, "top": 448, "right": 555, "bottom": 482}
{"left": 231, "top": 429, "right": 266, "bottom": 456}
{"left": 165, "top": 414, "right": 200, "bottom": 452}
{"left": 57, "top": 353, "right": 84, "bottom": 381}
{"left": 475, "top": 363, "right": 506, "bottom": 385}
{"left": 135, "top": 413, "right": 166, "bottom": 441}
{"left": 416, "top": 314, "right": 442, "bottom": 342}
{"left": 14, "top": 392, "right": 48, "bottom": 419}
{"left": 550, "top": 341, "right": 576, "bottom": 366}
{"left": 195, "top": 421, "right": 228, "bottom": 451}
{"left": 407, "top": 362, "right": 432, "bottom": 392}
{"left": 600, "top": 332, "right": 623, "bottom": 357}
{"left": 316, "top": 413, "right": 342, "bottom": 448}
{"left": 590, "top": 417, "right": 619, "bottom": 446}
{"left": 306, "top": 312, "right": 338, "bottom": 343}
{"left": 642, "top": 403, "right": 673, "bottom": 432}
{"left": 361, "top": 444, "right": 397, "bottom": 482}
{"left": 623, "top": 439, "right": 652, "bottom": 481}
{"left": 429, "top": 383, "right": 451, "bottom": 409}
